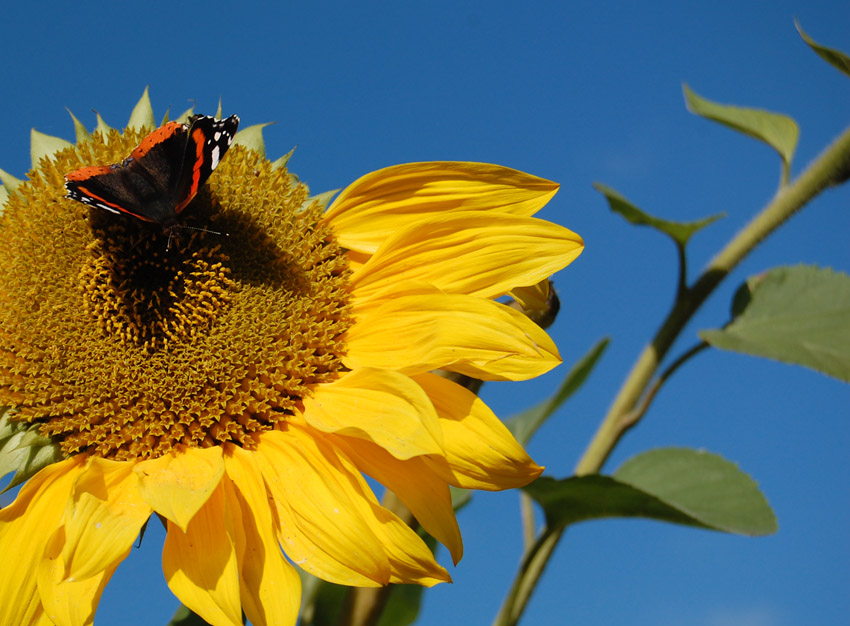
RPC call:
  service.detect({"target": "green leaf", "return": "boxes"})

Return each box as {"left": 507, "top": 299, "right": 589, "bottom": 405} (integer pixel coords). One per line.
{"left": 233, "top": 122, "right": 274, "bottom": 158}
{"left": 505, "top": 337, "right": 610, "bottom": 446}
{"left": 128, "top": 86, "right": 155, "bottom": 130}
{"left": 525, "top": 448, "right": 776, "bottom": 536}
{"left": 271, "top": 146, "right": 296, "bottom": 170}
{"left": 0, "top": 167, "right": 23, "bottom": 193}
{"left": 94, "top": 111, "right": 114, "bottom": 138}
{"left": 0, "top": 408, "right": 64, "bottom": 493}
{"left": 301, "top": 189, "right": 340, "bottom": 212}
{"left": 594, "top": 182, "right": 723, "bottom": 247}
{"left": 683, "top": 84, "right": 799, "bottom": 169}
{"left": 0, "top": 167, "right": 23, "bottom": 214}
{"left": 614, "top": 448, "right": 777, "bottom": 535}
{"left": 796, "top": 19, "right": 850, "bottom": 79}
{"left": 377, "top": 584, "right": 425, "bottom": 626}
{"left": 700, "top": 265, "right": 850, "bottom": 382}
{"left": 65, "top": 108, "right": 90, "bottom": 143}
{"left": 174, "top": 105, "right": 196, "bottom": 125}
{"left": 166, "top": 605, "right": 212, "bottom": 626}
{"left": 30, "top": 128, "right": 73, "bottom": 169}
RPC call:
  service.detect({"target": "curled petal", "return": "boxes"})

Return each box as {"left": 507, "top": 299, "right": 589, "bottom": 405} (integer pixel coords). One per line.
{"left": 224, "top": 446, "right": 301, "bottom": 626}
{"left": 134, "top": 446, "right": 224, "bottom": 532}
{"left": 256, "top": 428, "right": 389, "bottom": 586}
{"left": 302, "top": 368, "right": 444, "bottom": 460}
{"left": 37, "top": 527, "right": 122, "bottom": 626}
{"left": 162, "top": 482, "right": 242, "bottom": 626}
{"left": 62, "top": 457, "right": 152, "bottom": 581}
{"left": 257, "top": 428, "right": 449, "bottom": 586}
{"left": 414, "top": 373, "right": 544, "bottom": 490}
{"left": 334, "top": 435, "right": 463, "bottom": 564}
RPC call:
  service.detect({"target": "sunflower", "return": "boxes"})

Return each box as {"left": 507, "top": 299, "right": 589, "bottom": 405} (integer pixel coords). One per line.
{"left": 0, "top": 92, "right": 583, "bottom": 626}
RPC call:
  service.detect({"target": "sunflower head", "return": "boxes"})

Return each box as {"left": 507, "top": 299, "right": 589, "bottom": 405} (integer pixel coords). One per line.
{"left": 0, "top": 90, "right": 583, "bottom": 626}
{"left": 0, "top": 113, "right": 352, "bottom": 462}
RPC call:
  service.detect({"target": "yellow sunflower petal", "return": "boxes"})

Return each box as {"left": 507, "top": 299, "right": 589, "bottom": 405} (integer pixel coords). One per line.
{"left": 302, "top": 368, "right": 445, "bottom": 460}
{"left": 37, "top": 527, "right": 122, "bottom": 626}
{"left": 134, "top": 446, "right": 224, "bottom": 532}
{"left": 413, "top": 373, "right": 544, "bottom": 490}
{"left": 273, "top": 428, "right": 449, "bottom": 586}
{"left": 162, "top": 482, "right": 242, "bottom": 626}
{"left": 224, "top": 446, "right": 301, "bottom": 626}
{"left": 333, "top": 435, "right": 463, "bottom": 564}
{"left": 61, "top": 457, "right": 152, "bottom": 581}
{"left": 255, "top": 428, "right": 390, "bottom": 586}
{"left": 345, "top": 294, "right": 561, "bottom": 381}
{"left": 324, "top": 161, "right": 559, "bottom": 254}
{"left": 0, "top": 457, "right": 84, "bottom": 626}
{"left": 349, "top": 212, "right": 583, "bottom": 303}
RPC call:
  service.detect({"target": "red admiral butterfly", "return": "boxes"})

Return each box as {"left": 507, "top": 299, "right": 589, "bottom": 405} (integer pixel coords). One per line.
{"left": 64, "top": 114, "right": 240, "bottom": 235}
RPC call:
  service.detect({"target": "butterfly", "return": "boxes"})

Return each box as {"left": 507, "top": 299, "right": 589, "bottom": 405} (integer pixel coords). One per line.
{"left": 64, "top": 114, "right": 239, "bottom": 241}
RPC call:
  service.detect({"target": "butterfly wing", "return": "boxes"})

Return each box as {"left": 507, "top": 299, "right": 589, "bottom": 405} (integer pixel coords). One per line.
{"left": 171, "top": 115, "right": 240, "bottom": 214}
{"left": 65, "top": 121, "right": 189, "bottom": 224}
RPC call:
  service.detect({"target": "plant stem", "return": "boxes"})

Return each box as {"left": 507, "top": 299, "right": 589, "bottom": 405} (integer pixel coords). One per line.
{"left": 492, "top": 123, "right": 850, "bottom": 626}
{"left": 576, "top": 122, "right": 850, "bottom": 476}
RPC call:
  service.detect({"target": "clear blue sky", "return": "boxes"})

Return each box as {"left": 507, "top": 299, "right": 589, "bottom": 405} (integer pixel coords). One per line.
{"left": 1, "top": 2, "right": 848, "bottom": 625}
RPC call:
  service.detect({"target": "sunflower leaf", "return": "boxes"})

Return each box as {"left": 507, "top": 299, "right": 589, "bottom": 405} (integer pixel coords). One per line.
{"left": 166, "top": 605, "right": 212, "bottom": 626}
{"left": 525, "top": 448, "right": 776, "bottom": 536}
{"left": 128, "top": 86, "right": 156, "bottom": 130}
{"left": 30, "top": 128, "right": 73, "bottom": 168}
{"left": 66, "top": 108, "right": 90, "bottom": 143}
{"left": 272, "top": 146, "right": 296, "bottom": 170}
{"left": 94, "top": 111, "right": 114, "bottom": 138}
{"left": 700, "top": 265, "right": 850, "bottom": 382}
{"left": 683, "top": 84, "right": 799, "bottom": 169}
{"left": 0, "top": 409, "right": 64, "bottom": 493}
{"left": 594, "top": 182, "right": 723, "bottom": 246}
{"left": 796, "top": 19, "right": 850, "bottom": 78}
{"left": 505, "top": 337, "right": 610, "bottom": 446}
{"left": 175, "top": 105, "right": 196, "bottom": 125}
{"left": 302, "top": 189, "right": 340, "bottom": 212}
{"left": 233, "top": 122, "right": 274, "bottom": 158}
{"left": 0, "top": 167, "right": 23, "bottom": 192}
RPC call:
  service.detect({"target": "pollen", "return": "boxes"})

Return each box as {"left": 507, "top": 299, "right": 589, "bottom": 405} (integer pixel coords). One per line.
{"left": 0, "top": 129, "right": 352, "bottom": 461}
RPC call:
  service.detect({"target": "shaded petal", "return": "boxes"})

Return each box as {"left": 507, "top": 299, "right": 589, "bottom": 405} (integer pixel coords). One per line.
{"left": 333, "top": 435, "right": 463, "bottom": 564}
{"left": 302, "top": 368, "right": 444, "bottom": 460}
{"left": 414, "top": 373, "right": 544, "bottom": 490}
{"left": 134, "top": 446, "right": 224, "bottom": 532}
{"left": 349, "top": 212, "right": 582, "bottom": 303}
{"left": 255, "top": 428, "right": 389, "bottom": 586}
{"left": 224, "top": 446, "right": 301, "bottom": 626}
{"left": 62, "top": 457, "right": 152, "bottom": 581}
{"left": 345, "top": 294, "right": 561, "bottom": 381}
{"left": 324, "top": 162, "right": 559, "bottom": 254}
{"left": 258, "top": 427, "right": 449, "bottom": 586}
{"left": 37, "top": 527, "right": 122, "bottom": 626}
{"left": 0, "top": 457, "right": 84, "bottom": 626}
{"left": 162, "top": 482, "right": 242, "bottom": 626}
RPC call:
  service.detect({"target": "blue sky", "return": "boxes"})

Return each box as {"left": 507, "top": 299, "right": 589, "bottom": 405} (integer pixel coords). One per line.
{"left": 1, "top": 1, "right": 848, "bottom": 625}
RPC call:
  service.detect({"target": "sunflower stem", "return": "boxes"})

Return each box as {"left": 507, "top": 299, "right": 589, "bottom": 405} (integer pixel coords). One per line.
{"left": 492, "top": 122, "right": 850, "bottom": 626}
{"left": 575, "top": 121, "right": 850, "bottom": 477}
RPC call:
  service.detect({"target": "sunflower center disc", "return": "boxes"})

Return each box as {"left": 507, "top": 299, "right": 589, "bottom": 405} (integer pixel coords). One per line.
{"left": 0, "top": 129, "right": 352, "bottom": 461}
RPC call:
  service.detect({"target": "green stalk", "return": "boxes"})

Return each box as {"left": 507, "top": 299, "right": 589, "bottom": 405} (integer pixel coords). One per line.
{"left": 492, "top": 123, "right": 850, "bottom": 626}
